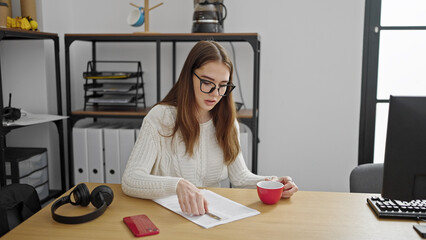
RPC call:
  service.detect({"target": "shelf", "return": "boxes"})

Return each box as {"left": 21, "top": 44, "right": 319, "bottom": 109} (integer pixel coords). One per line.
{"left": 0, "top": 28, "right": 58, "bottom": 40}
{"left": 72, "top": 107, "right": 151, "bottom": 117}
{"left": 65, "top": 33, "right": 259, "bottom": 42}
{"left": 236, "top": 109, "right": 254, "bottom": 119}
{"left": 0, "top": 29, "right": 66, "bottom": 201}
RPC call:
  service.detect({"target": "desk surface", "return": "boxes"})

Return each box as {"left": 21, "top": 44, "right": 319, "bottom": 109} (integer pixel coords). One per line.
{"left": 3, "top": 183, "right": 421, "bottom": 240}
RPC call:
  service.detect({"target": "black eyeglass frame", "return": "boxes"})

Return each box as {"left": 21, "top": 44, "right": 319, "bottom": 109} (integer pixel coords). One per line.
{"left": 193, "top": 72, "right": 236, "bottom": 96}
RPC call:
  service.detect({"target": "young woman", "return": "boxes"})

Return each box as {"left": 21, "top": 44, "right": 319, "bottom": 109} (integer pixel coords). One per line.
{"left": 122, "top": 41, "right": 298, "bottom": 216}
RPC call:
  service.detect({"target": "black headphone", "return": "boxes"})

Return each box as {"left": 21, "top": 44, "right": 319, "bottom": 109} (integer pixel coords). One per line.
{"left": 3, "top": 93, "right": 21, "bottom": 122}
{"left": 51, "top": 183, "right": 114, "bottom": 224}
{"left": 3, "top": 107, "right": 21, "bottom": 121}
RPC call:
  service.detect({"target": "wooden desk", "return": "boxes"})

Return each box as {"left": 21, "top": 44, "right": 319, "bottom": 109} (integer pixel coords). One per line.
{"left": 2, "top": 183, "right": 421, "bottom": 239}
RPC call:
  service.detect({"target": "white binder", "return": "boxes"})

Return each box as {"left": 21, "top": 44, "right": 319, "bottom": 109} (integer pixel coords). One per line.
{"left": 135, "top": 127, "right": 141, "bottom": 141}
{"left": 87, "top": 123, "right": 106, "bottom": 183}
{"left": 118, "top": 124, "right": 137, "bottom": 178}
{"left": 72, "top": 123, "right": 90, "bottom": 184}
{"left": 104, "top": 124, "right": 121, "bottom": 184}
{"left": 239, "top": 123, "right": 252, "bottom": 171}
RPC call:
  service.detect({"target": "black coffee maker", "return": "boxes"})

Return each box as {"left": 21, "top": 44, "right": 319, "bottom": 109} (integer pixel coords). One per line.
{"left": 192, "top": 0, "right": 227, "bottom": 33}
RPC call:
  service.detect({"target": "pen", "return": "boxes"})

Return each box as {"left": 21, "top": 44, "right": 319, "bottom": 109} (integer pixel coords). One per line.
{"left": 206, "top": 212, "right": 221, "bottom": 220}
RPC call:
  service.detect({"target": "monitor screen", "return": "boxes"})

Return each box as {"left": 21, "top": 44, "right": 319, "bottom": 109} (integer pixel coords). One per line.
{"left": 382, "top": 96, "right": 426, "bottom": 201}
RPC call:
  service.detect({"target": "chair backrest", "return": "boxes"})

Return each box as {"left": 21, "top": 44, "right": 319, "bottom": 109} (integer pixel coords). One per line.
{"left": 350, "top": 163, "right": 384, "bottom": 193}
{"left": 0, "top": 184, "right": 41, "bottom": 237}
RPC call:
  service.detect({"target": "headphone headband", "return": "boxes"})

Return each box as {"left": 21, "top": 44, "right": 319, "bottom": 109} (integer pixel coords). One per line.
{"left": 51, "top": 184, "right": 113, "bottom": 224}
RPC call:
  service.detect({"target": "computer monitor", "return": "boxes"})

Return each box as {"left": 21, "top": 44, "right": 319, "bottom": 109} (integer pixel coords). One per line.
{"left": 382, "top": 96, "right": 426, "bottom": 201}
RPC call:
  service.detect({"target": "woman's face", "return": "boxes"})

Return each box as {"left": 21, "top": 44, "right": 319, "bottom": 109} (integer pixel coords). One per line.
{"left": 192, "top": 61, "right": 230, "bottom": 120}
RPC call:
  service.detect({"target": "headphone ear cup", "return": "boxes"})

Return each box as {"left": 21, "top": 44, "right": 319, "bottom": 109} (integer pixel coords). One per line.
{"left": 2, "top": 107, "right": 21, "bottom": 121}
{"left": 73, "top": 183, "right": 91, "bottom": 206}
{"left": 3, "top": 107, "right": 12, "bottom": 118}
{"left": 90, "top": 185, "right": 114, "bottom": 209}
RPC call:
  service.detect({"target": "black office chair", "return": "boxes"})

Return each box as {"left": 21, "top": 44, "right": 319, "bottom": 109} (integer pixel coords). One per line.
{"left": 0, "top": 184, "right": 41, "bottom": 237}
{"left": 349, "top": 163, "right": 384, "bottom": 193}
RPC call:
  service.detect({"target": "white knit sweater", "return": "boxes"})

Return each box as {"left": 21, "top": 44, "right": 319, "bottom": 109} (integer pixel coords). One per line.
{"left": 121, "top": 104, "right": 268, "bottom": 199}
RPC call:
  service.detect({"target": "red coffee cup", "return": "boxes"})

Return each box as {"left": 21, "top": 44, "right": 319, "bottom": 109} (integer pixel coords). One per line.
{"left": 256, "top": 181, "right": 284, "bottom": 204}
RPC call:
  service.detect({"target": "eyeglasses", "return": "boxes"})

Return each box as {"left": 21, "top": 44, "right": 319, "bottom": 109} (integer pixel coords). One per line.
{"left": 193, "top": 72, "right": 235, "bottom": 96}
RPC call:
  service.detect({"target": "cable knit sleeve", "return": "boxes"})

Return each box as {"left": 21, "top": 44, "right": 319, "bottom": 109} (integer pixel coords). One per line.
{"left": 228, "top": 121, "right": 273, "bottom": 188}
{"left": 121, "top": 107, "right": 182, "bottom": 199}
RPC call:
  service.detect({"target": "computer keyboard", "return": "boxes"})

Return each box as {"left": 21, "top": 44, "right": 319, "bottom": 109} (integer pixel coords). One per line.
{"left": 367, "top": 196, "right": 426, "bottom": 219}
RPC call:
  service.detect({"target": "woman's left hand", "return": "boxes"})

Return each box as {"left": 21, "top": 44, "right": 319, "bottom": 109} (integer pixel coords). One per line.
{"left": 265, "top": 176, "right": 298, "bottom": 198}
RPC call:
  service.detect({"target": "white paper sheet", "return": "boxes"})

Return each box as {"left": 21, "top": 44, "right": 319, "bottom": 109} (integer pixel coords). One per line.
{"left": 3, "top": 110, "right": 68, "bottom": 127}
{"left": 153, "top": 189, "right": 260, "bottom": 229}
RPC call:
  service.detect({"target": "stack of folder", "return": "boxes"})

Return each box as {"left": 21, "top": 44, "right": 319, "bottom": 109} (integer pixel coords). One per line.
{"left": 72, "top": 122, "right": 141, "bottom": 184}
{"left": 72, "top": 122, "right": 252, "bottom": 185}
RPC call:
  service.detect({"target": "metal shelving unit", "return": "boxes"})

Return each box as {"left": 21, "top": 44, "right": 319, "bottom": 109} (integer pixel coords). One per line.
{"left": 64, "top": 33, "right": 261, "bottom": 186}
{"left": 0, "top": 28, "right": 66, "bottom": 203}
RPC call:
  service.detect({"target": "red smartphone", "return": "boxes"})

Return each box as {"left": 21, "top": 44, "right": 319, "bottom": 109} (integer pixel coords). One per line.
{"left": 123, "top": 214, "right": 160, "bottom": 237}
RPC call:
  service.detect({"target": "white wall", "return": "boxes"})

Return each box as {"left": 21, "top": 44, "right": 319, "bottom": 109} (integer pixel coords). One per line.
{"left": 3, "top": 0, "right": 365, "bottom": 192}
{"left": 254, "top": 1, "right": 364, "bottom": 192}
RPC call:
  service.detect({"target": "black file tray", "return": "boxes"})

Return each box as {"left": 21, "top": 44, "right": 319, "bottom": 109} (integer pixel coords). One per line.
{"left": 83, "top": 61, "right": 146, "bottom": 110}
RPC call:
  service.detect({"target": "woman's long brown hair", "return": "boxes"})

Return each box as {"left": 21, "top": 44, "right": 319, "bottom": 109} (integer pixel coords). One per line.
{"left": 158, "top": 40, "right": 239, "bottom": 165}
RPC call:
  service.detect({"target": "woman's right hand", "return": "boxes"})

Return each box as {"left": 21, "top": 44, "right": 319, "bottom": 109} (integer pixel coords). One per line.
{"left": 176, "top": 179, "right": 209, "bottom": 216}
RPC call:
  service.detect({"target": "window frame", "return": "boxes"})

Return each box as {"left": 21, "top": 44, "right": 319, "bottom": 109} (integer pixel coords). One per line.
{"left": 359, "top": 0, "right": 426, "bottom": 164}
{"left": 359, "top": 0, "right": 382, "bottom": 165}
